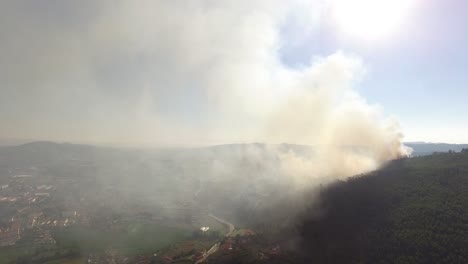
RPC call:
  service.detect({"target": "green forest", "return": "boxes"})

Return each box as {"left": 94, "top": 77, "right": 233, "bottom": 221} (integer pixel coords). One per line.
{"left": 298, "top": 149, "right": 468, "bottom": 263}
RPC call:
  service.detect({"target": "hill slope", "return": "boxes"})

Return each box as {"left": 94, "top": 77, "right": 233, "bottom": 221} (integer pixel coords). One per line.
{"left": 298, "top": 151, "right": 468, "bottom": 264}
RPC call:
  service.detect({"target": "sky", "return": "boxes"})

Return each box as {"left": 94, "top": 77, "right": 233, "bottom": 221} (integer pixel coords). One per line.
{"left": 280, "top": 0, "right": 468, "bottom": 143}
{"left": 0, "top": 0, "right": 467, "bottom": 146}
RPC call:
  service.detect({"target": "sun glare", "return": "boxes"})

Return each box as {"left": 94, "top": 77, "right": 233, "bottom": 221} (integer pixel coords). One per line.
{"left": 332, "top": 0, "right": 416, "bottom": 40}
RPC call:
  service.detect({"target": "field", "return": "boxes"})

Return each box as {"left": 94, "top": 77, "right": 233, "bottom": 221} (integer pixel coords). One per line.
{"left": 192, "top": 214, "right": 226, "bottom": 234}
{"left": 0, "top": 221, "right": 191, "bottom": 263}
{"left": 54, "top": 221, "right": 191, "bottom": 255}
{"left": 0, "top": 246, "right": 40, "bottom": 264}
{"left": 0, "top": 244, "right": 78, "bottom": 264}
{"left": 228, "top": 229, "right": 255, "bottom": 237}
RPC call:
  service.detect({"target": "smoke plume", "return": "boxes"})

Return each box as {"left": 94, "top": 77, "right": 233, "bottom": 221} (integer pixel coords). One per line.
{"left": 0, "top": 0, "right": 411, "bottom": 185}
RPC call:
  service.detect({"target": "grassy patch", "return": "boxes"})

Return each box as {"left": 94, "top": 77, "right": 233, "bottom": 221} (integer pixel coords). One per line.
{"left": 0, "top": 244, "right": 79, "bottom": 264}
{"left": 0, "top": 222, "right": 191, "bottom": 263}
{"left": 0, "top": 246, "right": 37, "bottom": 264}
{"left": 228, "top": 229, "right": 255, "bottom": 237}
{"left": 53, "top": 222, "right": 190, "bottom": 256}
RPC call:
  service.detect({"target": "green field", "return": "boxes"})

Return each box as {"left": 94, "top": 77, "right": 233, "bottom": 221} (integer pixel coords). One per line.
{"left": 228, "top": 229, "right": 254, "bottom": 237}
{"left": 0, "top": 246, "right": 39, "bottom": 264}
{"left": 0, "top": 244, "right": 77, "bottom": 264}
{"left": 192, "top": 214, "right": 226, "bottom": 234}
{"left": 0, "top": 221, "right": 191, "bottom": 263}
{"left": 54, "top": 222, "right": 191, "bottom": 255}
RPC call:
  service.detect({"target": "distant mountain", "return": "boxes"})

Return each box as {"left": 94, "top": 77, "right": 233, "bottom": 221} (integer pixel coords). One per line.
{"left": 0, "top": 141, "right": 97, "bottom": 167}
{"left": 405, "top": 142, "right": 468, "bottom": 156}
{"left": 2, "top": 141, "right": 466, "bottom": 167}
{"left": 204, "top": 142, "right": 468, "bottom": 157}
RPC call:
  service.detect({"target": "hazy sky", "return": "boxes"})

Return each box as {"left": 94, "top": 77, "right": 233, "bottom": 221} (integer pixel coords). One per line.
{"left": 281, "top": 0, "right": 468, "bottom": 143}
{"left": 1, "top": 0, "right": 467, "bottom": 146}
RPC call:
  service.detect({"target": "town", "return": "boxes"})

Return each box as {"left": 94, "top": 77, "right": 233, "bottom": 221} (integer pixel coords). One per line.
{"left": 0, "top": 142, "right": 287, "bottom": 263}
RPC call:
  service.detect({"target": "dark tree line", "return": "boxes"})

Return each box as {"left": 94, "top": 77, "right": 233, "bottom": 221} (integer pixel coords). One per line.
{"left": 297, "top": 151, "right": 468, "bottom": 264}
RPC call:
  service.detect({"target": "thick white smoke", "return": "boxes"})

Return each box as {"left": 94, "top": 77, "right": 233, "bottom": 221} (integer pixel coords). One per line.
{"left": 264, "top": 52, "right": 412, "bottom": 186}
{"left": 0, "top": 0, "right": 411, "bottom": 185}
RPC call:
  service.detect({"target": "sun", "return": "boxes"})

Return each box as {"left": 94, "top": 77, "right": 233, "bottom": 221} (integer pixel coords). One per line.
{"left": 331, "top": 0, "right": 416, "bottom": 40}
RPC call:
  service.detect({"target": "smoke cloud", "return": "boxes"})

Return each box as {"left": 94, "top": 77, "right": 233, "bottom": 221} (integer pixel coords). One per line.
{"left": 0, "top": 0, "right": 411, "bottom": 185}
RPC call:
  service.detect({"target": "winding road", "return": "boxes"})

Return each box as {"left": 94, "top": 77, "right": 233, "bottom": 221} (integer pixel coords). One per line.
{"left": 208, "top": 214, "right": 235, "bottom": 237}
{"left": 195, "top": 214, "right": 235, "bottom": 264}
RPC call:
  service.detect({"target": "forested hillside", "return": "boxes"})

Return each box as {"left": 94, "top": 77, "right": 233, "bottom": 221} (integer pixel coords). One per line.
{"left": 299, "top": 149, "right": 468, "bottom": 263}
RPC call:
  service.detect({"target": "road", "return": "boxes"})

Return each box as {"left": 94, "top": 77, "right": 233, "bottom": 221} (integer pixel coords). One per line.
{"left": 208, "top": 214, "right": 234, "bottom": 237}
{"left": 195, "top": 242, "right": 220, "bottom": 264}
{"left": 195, "top": 214, "right": 235, "bottom": 264}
